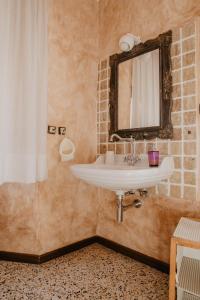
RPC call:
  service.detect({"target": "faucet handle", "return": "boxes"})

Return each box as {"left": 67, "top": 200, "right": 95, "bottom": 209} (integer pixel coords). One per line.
{"left": 136, "top": 155, "right": 141, "bottom": 160}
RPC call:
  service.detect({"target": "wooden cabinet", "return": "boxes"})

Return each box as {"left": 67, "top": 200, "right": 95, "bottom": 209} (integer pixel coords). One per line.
{"left": 169, "top": 218, "right": 200, "bottom": 300}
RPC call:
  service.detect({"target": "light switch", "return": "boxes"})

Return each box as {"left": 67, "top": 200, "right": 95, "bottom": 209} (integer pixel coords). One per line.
{"left": 48, "top": 125, "right": 56, "bottom": 134}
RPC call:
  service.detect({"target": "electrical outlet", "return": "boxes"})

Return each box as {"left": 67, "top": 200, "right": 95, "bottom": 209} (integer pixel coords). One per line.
{"left": 48, "top": 125, "right": 57, "bottom": 134}
{"left": 58, "top": 127, "right": 66, "bottom": 135}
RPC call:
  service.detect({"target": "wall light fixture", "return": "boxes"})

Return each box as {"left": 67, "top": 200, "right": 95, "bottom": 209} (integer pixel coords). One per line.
{"left": 119, "top": 33, "right": 141, "bottom": 52}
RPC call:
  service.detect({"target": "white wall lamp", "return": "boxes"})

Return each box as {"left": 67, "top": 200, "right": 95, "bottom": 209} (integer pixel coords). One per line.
{"left": 119, "top": 33, "right": 141, "bottom": 52}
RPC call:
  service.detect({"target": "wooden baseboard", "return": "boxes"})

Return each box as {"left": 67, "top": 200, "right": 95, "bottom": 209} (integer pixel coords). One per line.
{"left": 39, "top": 236, "right": 97, "bottom": 263}
{"left": 96, "top": 236, "right": 169, "bottom": 274}
{"left": 0, "top": 236, "right": 96, "bottom": 264}
{"left": 0, "top": 251, "right": 40, "bottom": 264}
{"left": 0, "top": 235, "right": 169, "bottom": 274}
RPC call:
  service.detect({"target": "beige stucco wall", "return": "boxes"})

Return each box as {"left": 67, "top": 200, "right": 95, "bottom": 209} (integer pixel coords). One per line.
{"left": 99, "top": 0, "right": 200, "bottom": 58}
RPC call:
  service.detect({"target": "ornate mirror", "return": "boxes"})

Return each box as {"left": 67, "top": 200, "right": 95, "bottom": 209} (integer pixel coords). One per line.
{"left": 109, "top": 31, "right": 173, "bottom": 140}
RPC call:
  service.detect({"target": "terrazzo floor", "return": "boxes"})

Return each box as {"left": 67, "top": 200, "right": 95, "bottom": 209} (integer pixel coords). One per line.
{"left": 0, "top": 243, "right": 168, "bottom": 300}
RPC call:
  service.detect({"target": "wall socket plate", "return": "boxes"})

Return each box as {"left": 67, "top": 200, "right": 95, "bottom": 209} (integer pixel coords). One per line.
{"left": 58, "top": 127, "right": 66, "bottom": 135}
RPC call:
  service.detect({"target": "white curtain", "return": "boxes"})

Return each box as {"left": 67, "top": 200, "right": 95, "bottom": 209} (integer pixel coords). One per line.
{"left": 130, "top": 49, "right": 160, "bottom": 128}
{"left": 0, "top": 0, "right": 48, "bottom": 184}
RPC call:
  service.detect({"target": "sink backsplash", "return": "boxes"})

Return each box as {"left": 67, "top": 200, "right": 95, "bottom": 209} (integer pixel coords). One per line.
{"left": 97, "top": 21, "right": 198, "bottom": 201}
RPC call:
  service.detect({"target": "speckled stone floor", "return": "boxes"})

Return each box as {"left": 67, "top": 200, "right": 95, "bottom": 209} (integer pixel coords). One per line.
{"left": 0, "top": 243, "right": 168, "bottom": 300}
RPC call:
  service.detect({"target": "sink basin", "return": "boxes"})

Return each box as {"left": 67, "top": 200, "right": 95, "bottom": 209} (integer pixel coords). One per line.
{"left": 70, "top": 154, "right": 174, "bottom": 195}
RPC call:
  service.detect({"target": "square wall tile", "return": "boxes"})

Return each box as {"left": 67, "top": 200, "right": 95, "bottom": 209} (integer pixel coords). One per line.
{"left": 183, "top": 127, "right": 196, "bottom": 140}
{"left": 170, "top": 185, "right": 181, "bottom": 198}
{"left": 100, "top": 69, "right": 108, "bottom": 80}
{"left": 172, "top": 112, "right": 181, "bottom": 126}
{"left": 184, "top": 157, "right": 196, "bottom": 170}
{"left": 170, "top": 171, "right": 181, "bottom": 184}
{"left": 172, "top": 28, "right": 180, "bottom": 42}
{"left": 172, "top": 99, "right": 181, "bottom": 112}
{"left": 184, "top": 172, "right": 196, "bottom": 185}
{"left": 182, "top": 37, "right": 195, "bottom": 53}
{"left": 135, "top": 143, "right": 145, "bottom": 155}
{"left": 172, "top": 70, "right": 181, "bottom": 84}
{"left": 183, "top": 96, "right": 196, "bottom": 110}
{"left": 171, "top": 142, "right": 182, "bottom": 155}
{"left": 172, "top": 128, "right": 182, "bottom": 140}
{"left": 116, "top": 143, "right": 124, "bottom": 154}
{"left": 171, "top": 43, "right": 180, "bottom": 56}
{"left": 182, "top": 22, "right": 195, "bottom": 38}
{"left": 184, "top": 142, "right": 196, "bottom": 155}
{"left": 183, "top": 52, "right": 195, "bottom": 67}
{"left": 183, "top": 111, "right": 196, "bottom": 125}
{"left": 100, "top": 59, "right": 108, "bottom": 70}
{"left": 100, "top": 144, "right": 107, "bottom": 154}
{"left": 183, "top": 81, "right": 195, "bottom": 96}
{"left": 158, "top": 184, "right": 168, "bottom": 196}
{"left": 172, "top": 56, "right": 181, "bottom": 70}
{"left": 184, "top": 186, "right": 196, "bottom": 201}
{"left": 172, "top": 84, "right": 181, "bottom": 98}
{"left": 183, "top": 66, "right": 195, "bottom": 81}
{"left": 107, "top": 143, "right": 115, "bottom": 151}
{"left": 174, "top": 157, "right": 182, "bottom": 169}
{"left": 100, "top": 90, "right": 109, "bottom": 101}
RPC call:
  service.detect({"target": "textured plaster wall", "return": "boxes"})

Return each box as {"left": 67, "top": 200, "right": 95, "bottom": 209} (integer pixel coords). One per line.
{"left": 97, "top": 0, "right": 200, "bottom": 263}
{"left": 0, "top": 184, "right": 40, "bottom": 253}
{"left": 37, "top": 0, "right": 99, "bottom": 254}
{"left": 99, "top": 0, "right": 200, "bottom": 58}
{"left": 0, "top": 0, "right": 99, "bottom": 254}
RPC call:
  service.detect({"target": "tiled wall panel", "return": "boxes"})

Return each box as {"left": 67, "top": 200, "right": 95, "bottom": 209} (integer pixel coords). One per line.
{"left": 97, "top": 21, "right": 198, "bottom": 201}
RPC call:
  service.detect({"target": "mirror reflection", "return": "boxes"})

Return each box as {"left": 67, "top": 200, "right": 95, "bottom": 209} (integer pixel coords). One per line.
{"left": 118, "top": 49, "right": 160, "bottom": 130}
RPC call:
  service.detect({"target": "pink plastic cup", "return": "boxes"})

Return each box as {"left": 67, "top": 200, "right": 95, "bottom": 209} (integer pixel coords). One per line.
{"left": 148, "top": 151, "right": 159, "bottom": 167}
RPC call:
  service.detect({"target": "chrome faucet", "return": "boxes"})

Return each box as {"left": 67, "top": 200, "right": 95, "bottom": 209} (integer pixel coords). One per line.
{"left": 110, "top": 133, "right": 125, "bottom": 142}
{"left": 110, "top": 133, "right": 134, "bottom": 143}
{"left": 124, "top": 155, "right": 140, "bottom": 166}
{"left": 109, "top": 134, "right": 140, "bottom": 166}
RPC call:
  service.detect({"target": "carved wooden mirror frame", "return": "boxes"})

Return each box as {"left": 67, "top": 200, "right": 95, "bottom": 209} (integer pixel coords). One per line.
{"left": 109, "top": 30, "right": 173, "bottom": 140}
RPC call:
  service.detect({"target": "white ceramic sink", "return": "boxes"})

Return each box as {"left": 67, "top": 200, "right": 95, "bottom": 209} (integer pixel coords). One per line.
{"left": 70, "top": 154, "right": 174, "bottom": 195}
